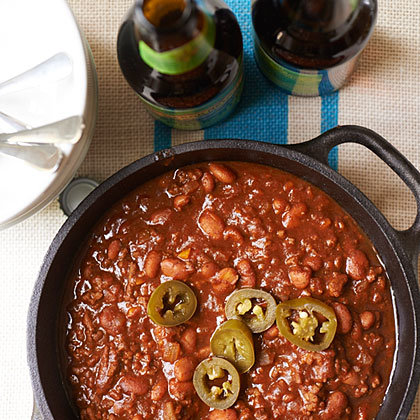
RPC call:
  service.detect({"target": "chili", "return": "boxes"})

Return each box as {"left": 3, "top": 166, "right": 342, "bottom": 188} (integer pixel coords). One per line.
{"left": 64, "top": 161, "right": 395, "bottom": 420}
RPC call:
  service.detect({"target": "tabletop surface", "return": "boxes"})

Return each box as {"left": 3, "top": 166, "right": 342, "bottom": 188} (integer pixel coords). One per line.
{"left": 1, "top": 0, "right": 419, "bottom": 418}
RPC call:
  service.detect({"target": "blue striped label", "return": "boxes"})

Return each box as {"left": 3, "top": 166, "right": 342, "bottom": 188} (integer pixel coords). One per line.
{"left": 144, "top": 58, "right": 243, "bottom": 130}
{"left": 253, "top": 32, "right": 358, "bottom": 97}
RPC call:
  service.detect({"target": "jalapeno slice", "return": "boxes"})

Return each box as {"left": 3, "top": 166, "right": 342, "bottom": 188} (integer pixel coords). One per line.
{"left": 210, "top": 319, "right": 255, "bottom": 373}
{"left": 225, "top": 288, "right": 277, "bottom": 333}
{"left": 193, "top": 357, "right": 240, "bottom": 409}
{"left": 276, "top": 297, "right": 337, "bottom": 352}
{"left": 147, "top": 280, "right": 197, "bottom": 326}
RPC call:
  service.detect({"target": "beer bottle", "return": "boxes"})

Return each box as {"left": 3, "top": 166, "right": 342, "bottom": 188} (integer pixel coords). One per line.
{"left": 117, "top": 0, "right": 243, "bottom": 130}
{"left": 252, "top": 0, "right": 377, "bottom": 96}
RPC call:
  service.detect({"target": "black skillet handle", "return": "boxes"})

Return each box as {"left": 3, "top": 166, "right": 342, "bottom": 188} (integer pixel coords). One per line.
{"left": 289, "top": 125, "right": 420, "bottom": 266}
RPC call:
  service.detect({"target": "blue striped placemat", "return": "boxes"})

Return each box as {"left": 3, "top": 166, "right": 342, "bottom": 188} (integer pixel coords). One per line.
{"left": 153, "top": 1, "right": 339, "bottom": 170}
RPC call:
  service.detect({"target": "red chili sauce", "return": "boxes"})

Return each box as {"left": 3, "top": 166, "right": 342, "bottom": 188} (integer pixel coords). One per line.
{"left": 64, "top": 161, "right": 395, "bottom": 420}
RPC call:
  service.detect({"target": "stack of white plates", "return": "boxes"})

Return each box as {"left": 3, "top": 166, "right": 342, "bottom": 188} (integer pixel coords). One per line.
{"left": 0, "top": 0, "right": 97, "bottom": 229}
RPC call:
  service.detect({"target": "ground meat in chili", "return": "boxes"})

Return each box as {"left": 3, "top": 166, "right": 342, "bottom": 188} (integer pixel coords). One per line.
{"left": 64, "top": 161, "right": 395, "bottom": 420}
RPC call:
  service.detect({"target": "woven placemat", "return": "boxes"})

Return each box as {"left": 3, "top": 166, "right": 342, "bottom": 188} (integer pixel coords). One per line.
{"left": 0, "top": 0, "right": 418, "bottom": 418}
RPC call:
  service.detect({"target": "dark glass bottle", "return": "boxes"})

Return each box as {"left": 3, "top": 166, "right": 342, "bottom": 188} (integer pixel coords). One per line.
{"left": 117, "top": 0, "right": 243, "bottom": 130}
{"left": 252, "top": 0, "right": 377, "bottom": 96}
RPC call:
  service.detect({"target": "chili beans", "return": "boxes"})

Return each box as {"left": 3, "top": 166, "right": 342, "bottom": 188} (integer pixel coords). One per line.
{"left": 64, "top": 162, "right": 395, "bottom": 420}
{"left": 107, "top": 239, "right": 121, "bottom": 260}
{"left": 144, "top": 250, "right": 161, "bottom": 278}
{"left": 208, "top": 162, "right": 236, "bottom": 183}
{"left": 199, "top": 209, "right": 225, "bottom": 240}
{"left": 160, "top": 258, "right": 193, "bottom": 280}
{"left": 201, "top": 172, "right": 215, "bottom": 193}
{"left": 333, "top": 302, "right": 353, "bottom": 334}
{"left": 360, "top": 311, "right": 376, "bottom": 330}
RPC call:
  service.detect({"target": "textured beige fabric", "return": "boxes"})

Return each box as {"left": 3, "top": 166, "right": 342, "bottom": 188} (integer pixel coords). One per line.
{"left": 0, "top": 0, "right": 419, "bottom": 418}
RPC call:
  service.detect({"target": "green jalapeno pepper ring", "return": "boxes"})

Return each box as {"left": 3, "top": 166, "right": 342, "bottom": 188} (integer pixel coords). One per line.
{"left": 147, "top": 280, "right": 197, "bottom": 326}
{"left": 225, "top": 288, "right": 277, "bottom": 333}
{"left": 210, "top": 319, "right": 255, "bottom": 373}
{"left": 276, "top": 297, "right": 337, "bottom": 352}
{"left": 193, "top": 356, "right": 240, "bottom": 409}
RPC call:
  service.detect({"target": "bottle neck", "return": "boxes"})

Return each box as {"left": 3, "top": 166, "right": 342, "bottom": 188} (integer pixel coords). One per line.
{"left": 134, "top": 0, "right": 216, "bottom": 75}
{"left": 276, "top": 0, "right": 359, "bottom": 33}
{"left": 134, "top": 0, "right": 201, "bottom": 51}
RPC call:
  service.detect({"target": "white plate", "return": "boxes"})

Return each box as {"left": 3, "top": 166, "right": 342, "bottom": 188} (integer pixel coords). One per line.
{"left": 0, "top": 0, "right": 97, "bottom": 229}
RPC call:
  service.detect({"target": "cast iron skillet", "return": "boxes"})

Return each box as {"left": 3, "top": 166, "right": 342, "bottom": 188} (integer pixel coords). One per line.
{"left": 28, "top": 125, "right": 420, "bottom": 420}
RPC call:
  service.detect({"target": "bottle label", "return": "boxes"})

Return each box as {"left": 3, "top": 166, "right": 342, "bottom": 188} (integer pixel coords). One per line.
{"left": 140, "top": 58, "right": 244, "bottom": 130}
{"left": 139, "top": 12, "right": 215, "bottom": 75}
{"left": 253, "top": 32, "right": 359, "bottom": 96}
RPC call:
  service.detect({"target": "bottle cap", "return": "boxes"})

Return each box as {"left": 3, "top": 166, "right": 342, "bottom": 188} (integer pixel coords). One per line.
{"left": 59, "top": 177, "right": 99, "bottom": 216}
